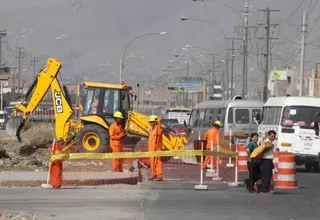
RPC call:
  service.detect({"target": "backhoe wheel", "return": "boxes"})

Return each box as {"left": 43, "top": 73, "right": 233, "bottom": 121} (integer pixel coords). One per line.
{"left": 76, "top": 125, "right": 110, "bottom": 153}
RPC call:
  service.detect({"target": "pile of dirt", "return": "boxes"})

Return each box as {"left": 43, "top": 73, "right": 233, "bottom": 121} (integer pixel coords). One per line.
{"left": 0, "top": 123, "right": 54, "bottom": 172}
{"left": 0, "top": 212, "right": 40, "bottom": 220}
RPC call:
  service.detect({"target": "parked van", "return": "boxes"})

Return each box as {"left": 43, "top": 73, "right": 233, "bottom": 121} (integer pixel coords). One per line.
{"left": 256, "top": 96, "right": 320, "bottom": 172}
{"left": 181, "top": 98, "right": 264, "bottom": 164}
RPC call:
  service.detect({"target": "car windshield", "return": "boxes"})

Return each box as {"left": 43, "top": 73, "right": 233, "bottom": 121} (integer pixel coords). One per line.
{"left": 281, "top": 105, "right": 320, "bottom": 128}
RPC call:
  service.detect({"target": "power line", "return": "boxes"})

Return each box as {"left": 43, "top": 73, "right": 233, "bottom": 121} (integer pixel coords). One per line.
{"left": 225, "top": 37, "right": 241, "bottom": 98}
{"left": 257, "top": 7, "right": 280, "bottom": 101}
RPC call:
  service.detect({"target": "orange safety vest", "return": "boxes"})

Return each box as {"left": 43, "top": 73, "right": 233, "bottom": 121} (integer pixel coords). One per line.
{"left": 148, "top": 124, "right": 163, "bottom": 151}
{"left": 204, "top": 127, "right": 220, "bottom": 149}
{"left": 109, "top": 122, "right": 124, "bottom": 148}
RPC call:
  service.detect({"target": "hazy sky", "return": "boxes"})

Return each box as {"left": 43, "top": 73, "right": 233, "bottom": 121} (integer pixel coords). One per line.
{"left": 0, "top": 0, "right": 318, "bottom": 94}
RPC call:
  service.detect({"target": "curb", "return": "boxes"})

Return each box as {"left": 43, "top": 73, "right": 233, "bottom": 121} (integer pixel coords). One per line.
{"left": 0, "top": 176, "right": 140, "bottom": 187}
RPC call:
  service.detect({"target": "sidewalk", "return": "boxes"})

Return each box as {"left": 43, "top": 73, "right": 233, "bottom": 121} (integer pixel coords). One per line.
{"left": 0, "top": 171, "right": 140, "bottom": 187}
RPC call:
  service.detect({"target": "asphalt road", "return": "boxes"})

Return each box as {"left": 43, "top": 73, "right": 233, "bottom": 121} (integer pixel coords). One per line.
{"left": 0, "top": 172, "right": 319, "bottom": 220}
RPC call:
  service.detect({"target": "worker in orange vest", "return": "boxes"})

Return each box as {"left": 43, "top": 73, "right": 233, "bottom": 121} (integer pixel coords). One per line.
{"left": 148, "top": 115, "right": 163, "bottom": 181}
{"left": 109, "top": 111, "right": 126, "bottom": 172}
{"left": 201, "top": 120, "right": 222, "bottom": 169}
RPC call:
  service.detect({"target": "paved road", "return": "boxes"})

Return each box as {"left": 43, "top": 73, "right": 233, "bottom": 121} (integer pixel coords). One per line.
{"left": 0, "top": 172, "right": 319, "bottom": 220}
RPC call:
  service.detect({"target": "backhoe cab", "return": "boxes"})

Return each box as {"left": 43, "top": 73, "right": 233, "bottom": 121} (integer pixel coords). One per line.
{"left": 75, "top": 81, "right": 134, "bottom": 152}
{"left": 6, "top": 57, "right": 187, "bottom": 154}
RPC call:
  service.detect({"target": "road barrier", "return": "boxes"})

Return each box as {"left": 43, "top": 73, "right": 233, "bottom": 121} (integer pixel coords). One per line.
{"left": 44, "top": 140, "right": 238, "bottom": 189}
{"left": 237, "top": 145, "right": 248, "bottom": 172}
{"left": 276, "top": 152, "right": 298, "bottom": 189}
{"left": 42, "top": 137, "right": 299, "bottom": 192}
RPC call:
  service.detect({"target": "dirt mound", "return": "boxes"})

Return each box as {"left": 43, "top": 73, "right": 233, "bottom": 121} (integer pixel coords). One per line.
{"left": 0, "top": 122, "right": 54, "bottom": 172}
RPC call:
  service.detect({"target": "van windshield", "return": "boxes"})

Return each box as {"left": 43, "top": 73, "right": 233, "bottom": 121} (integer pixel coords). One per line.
{"left": 189, "top": 108, "right": 226, "bottom": 128}
{"left": 281, "top": 106, "right": 320, "bottom": 128}
{"left": 0, "top": 114, "right": 4, "bottom": 119}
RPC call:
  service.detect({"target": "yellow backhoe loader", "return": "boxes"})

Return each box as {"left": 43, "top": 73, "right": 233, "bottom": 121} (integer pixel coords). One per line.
{"left": 6, "top": 57, "right": 187, "bottom": 153}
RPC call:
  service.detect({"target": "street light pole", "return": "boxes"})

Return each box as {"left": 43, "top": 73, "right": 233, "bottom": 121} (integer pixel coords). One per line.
{"left": 119, "top": 32, "right": 167, "bottom": 83}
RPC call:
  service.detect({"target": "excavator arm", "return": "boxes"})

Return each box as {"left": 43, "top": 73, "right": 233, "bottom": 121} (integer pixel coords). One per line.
{"left": 125, "top": 111, "right": 187, "bottom": 150}
{"left": 6, "top": 58, "right": 74, "bottom": 142}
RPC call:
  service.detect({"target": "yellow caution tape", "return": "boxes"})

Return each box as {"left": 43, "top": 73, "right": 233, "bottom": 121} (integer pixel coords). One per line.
{"left": 51, "top": 150, "right": 238, "bottom": 161}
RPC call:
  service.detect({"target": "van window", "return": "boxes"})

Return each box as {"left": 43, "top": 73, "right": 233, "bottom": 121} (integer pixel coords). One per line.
{"left": 281, "top": 106, "right": 319, "bottom": 128}
{"left": 203, "top": 109, "right": 212, "bottom": 127}
{"left": 235, "top": 109, "right": 249, "bottom": 124}
{"left": 0, "top": 114, "right": 3, "bottom": 119}
{"left": 227, "top": 107, "right": 233, "bottom": 123}
{"left": 218, "top": 108, "right": 226, "bottom": 128}
{"left": 189, "top": 109, "right": 199, "bottom": 127}
{"left": 252, "top": 109, "right": 261, "bottom": 122}
{"left": 261, "top": 107, "right": 282, "bottom": 125}
{"left": 189, "top": 109, "right": 206, "bottom": 127}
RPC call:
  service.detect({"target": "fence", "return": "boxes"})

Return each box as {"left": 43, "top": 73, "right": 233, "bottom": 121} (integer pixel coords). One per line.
{"left": 41, "top": 137, "right": 299, "bottom": 192}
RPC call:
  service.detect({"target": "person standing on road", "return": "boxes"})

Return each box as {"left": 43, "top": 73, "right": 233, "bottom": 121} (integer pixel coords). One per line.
{"left": 148, "top": 115, "right": 163, "bottom": 181}
{"left": 201, "top": 120, "right": 222, "bottom": 169}
{"left": 244, "top": 133, "right": 261, "bottom": 193}
{"left": 260, "top": 130, "right": 276, "bottom": 194}
{"left": 109, "top": 111, "right": 126, "bottom": 172}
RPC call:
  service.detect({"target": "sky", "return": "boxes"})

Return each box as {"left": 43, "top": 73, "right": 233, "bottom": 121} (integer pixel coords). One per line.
{"left": 0, "top": 0, "right": 319, "bottom": 95}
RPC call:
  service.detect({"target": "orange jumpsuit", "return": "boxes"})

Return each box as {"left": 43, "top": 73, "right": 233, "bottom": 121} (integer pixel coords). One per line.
{"left": 148, "top": 124, "right": 163, "bottom": 179}
{"left": 109, "top": 122, "right": 124, "bottom": 172}
{"left": 202, "top": 127, "right": 220, "bottom": 169}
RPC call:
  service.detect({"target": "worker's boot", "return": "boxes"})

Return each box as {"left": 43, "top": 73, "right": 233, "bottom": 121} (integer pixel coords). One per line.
{"left": 148, "top": 176, "right": 157, "bottom": 181}
{"left": 153, "top": 177, "right": 163, "bottom": 181}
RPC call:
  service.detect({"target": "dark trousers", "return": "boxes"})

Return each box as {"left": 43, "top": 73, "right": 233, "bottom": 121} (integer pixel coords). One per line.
{"left": 247, "top": 160, "right": 261, "bottom": 189}
{"left": 261, "top": 159, "right": 273, "bottom": 192}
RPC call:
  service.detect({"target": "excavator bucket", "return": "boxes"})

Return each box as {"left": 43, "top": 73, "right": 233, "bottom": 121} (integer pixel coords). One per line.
{"left": 5, "top": 117, "right": 23, "bottom": 142}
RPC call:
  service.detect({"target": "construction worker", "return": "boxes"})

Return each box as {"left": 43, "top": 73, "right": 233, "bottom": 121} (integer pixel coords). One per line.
{"left": 202, "top": 120, "right": 222, "bottom": 169}
{"left": 109, "top": 111, "right": 126, "bottom": 172}
{"left": 90, "top": 93, "right": 100, "bottom": 114}
{"left": 148, "top": 115, "right": 163, "bottom": 181}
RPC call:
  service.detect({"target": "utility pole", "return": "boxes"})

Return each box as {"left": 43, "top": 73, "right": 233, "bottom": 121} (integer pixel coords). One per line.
{"left": 299, "top": 12, "right": 307, "bottom": 96}
{"left": 241, "top": 0, "right": 249, "bottom": 98}
{"left": 225, "top": 37, "right": 241, "bottom": 98}
{"left": 17, "top": 47, "right": 23, "bottom": 94}
{"left": 0, "top": 30, "right": 6, "bottom": 110}
{"left": 0, "top": 30, "right": 7, "bottom": 66}
{"left": 257, "top": 7, "right": 279, "bottom": 101}
{"left": 31, "top": 56, "right": 38, "bottom": 79}
{"left": 208, "top": 53, "right": 220, "bottom": 93}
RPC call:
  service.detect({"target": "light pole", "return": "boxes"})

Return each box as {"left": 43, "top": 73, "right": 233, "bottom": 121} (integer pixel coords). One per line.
{"left": 119, "top": 32, "right": 167, "bottom": 83}
{"left": 180, "top": 17, "right": 228, "bottom": 43}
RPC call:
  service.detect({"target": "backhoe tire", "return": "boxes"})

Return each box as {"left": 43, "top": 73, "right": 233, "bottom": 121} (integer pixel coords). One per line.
{"left": 76, "top": 124, "right": 110, "bottom": 153}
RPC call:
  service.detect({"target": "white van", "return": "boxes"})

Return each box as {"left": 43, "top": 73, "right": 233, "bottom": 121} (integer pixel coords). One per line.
{"left": 188, "top": 99, "right": 264, "bottom": 143}
{"left": 256, "top": 96, "right": 320, "bottom": 172}
{"left": 180, "top": 98, "right": 264, "bottom": 164}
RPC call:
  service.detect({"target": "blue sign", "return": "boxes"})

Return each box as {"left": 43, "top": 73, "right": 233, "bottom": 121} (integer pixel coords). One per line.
{"left": 168, "top": 82, "right": 203, "bottom": 87}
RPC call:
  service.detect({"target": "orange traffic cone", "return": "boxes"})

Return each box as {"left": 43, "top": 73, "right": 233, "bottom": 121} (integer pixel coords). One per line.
{"left": 50, "top": 141, "right": 63, "bottom": 189}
